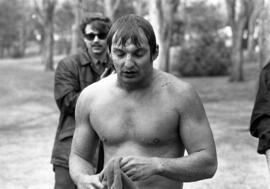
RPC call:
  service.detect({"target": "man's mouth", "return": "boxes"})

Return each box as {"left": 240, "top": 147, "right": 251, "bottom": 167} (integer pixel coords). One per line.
{"left": 122, "top": 71, "right": 137, "bottom": 77}
{"left": 92, "top": 45, "right": 102, "bottom": 48}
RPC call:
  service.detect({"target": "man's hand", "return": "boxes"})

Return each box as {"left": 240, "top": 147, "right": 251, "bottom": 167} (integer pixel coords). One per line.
{"left": 120, "top": 156, "right": 160, "bottom": 181}
{"left": 77, "top": 174, "right": 105, "bottom": 189}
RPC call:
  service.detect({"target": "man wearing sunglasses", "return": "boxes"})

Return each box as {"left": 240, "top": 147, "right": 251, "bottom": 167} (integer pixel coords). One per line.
{"left": 51, "top": 14, "right": 113, "bottom": 189}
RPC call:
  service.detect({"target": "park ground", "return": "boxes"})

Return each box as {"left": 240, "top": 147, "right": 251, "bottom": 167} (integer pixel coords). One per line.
{"left": 0, "top": 56, "right": 268, "bottom": 189}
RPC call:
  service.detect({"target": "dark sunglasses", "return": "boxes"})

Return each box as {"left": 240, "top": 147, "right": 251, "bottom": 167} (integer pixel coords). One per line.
{"left": 84, "top": 33, "right": 107, "bottom": 41}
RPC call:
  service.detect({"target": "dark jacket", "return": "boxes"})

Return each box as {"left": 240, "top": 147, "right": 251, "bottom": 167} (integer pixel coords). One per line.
{"left": 250, "top": 62, "right": 270, "bottom": 154}
{"left": 51, "top": 50, "right": 113, "bottom": 168}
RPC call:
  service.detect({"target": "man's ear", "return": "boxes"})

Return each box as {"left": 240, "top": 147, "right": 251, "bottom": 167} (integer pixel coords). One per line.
{"left": 152, "top": 45, "right": 159, "bottom": 61}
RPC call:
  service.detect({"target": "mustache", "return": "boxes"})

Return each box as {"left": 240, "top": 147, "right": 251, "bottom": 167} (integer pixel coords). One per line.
{"left": 92, "top": 42, "right": 102, "bottom": 47}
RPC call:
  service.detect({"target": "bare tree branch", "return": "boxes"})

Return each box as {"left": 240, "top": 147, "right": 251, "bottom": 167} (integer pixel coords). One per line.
{"left": 113, "top": 0, "right": 122, "bottom": 12}
{"left": 33, "top": 0, "right": 45, "bottom": 24}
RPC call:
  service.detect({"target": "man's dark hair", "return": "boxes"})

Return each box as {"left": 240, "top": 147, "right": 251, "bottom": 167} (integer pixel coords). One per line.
{"left": 80, "top": 14, "right": 111, "bottom": 35}
{"left": 106, "top": 14, "right": 157, "bottom": 56}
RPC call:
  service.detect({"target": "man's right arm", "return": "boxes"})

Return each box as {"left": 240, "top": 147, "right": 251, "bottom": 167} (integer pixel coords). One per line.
{"left": 54, "top": 59, "right": 80, "bottom": 115}
{"left": 250, "top": 67, "right": 270, "bottom": 154}
{"left": 69, "top": 89, "right": 104, "bottom": 189}
{"left": 250, "top": 65, "right": 270, "bottom": 188}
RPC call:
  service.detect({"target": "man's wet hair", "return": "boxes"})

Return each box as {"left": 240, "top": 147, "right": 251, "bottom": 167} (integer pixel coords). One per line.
{"left": 107, "top": 14, "right": 157, "bottom": 56}
{"left": 80, "top": 14, "right": 111, "bottom": 35}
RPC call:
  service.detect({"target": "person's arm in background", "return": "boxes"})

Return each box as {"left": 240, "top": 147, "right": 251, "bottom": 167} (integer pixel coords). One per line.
{"left": 54, "top": 58, "right": 113, "bottom": 115}
{"left": 250, "top": 63, "right": 270, "bottom": 187}
{"left": 54, "top": 59, "right": 80, "bottom": 115}
{"left": 254, "top": 118, "right": 270, "bottom": 179}
{"left": 258, "top": 118, "right": 270, "bottom": 188}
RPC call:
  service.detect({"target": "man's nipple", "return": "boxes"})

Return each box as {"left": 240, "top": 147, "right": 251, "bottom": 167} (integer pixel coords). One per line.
{"left": 153, "top": 138, "right": 160, "bottom": 144}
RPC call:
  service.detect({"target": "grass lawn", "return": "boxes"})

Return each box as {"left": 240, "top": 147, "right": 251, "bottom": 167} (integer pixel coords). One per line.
{"left": 0, "top": 56, "right": 268, "bottom": 189}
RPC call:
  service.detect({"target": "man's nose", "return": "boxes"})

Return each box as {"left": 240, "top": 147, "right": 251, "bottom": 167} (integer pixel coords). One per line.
{"left": 124, "top": 55, "right": 135, "bottom": 68}
{"left": 93, "top": 35, "right": 99, "bottom": 42}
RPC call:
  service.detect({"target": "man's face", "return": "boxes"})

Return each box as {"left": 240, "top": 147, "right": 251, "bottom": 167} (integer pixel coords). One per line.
{"left": 84, "top": 24, "right": 107, "bottom": 55}
{"left": 110, "top": 32, "right": 153, "bottom": 85}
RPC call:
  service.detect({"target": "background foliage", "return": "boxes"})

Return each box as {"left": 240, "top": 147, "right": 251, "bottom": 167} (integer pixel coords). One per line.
{"left": 0, "top": 0, "right": 266, "bottom": 79}
{"left": 171, "top": 2, "right": 231, "bottom": 76}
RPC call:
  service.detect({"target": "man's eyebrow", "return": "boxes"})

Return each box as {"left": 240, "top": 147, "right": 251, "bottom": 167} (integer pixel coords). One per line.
{"left": 112, "top": 47, "right": 124, "bottom": 51}
{"left": 135, "top": 47, "right": 147, "bottom": 51}
{"left": 112, "top": 45, "right": 147, "bottom": 51}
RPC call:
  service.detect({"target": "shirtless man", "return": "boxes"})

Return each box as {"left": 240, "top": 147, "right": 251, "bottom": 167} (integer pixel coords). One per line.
{"left": 69, "top": 14, "right": 217, "bottom": 189}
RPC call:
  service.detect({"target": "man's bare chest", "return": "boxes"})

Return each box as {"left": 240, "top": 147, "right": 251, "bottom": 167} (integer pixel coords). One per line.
{"left": 90, "top": 97, "right": 179, "bottom": 146}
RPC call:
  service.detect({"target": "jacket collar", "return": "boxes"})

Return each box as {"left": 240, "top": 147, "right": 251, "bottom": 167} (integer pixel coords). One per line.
{"left": 79, "top": 49, "right": 110, "bottom": 67}
{"left": 79, "top": 49, "right": 92, "bottom": 66}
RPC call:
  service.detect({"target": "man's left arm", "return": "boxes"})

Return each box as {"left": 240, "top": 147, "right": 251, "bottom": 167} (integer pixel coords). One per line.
{"left": 119, "top": 84, "right": 217, "bottom": 182}
{"left": 155, "top": 84, "right": 217, "bottom": 182}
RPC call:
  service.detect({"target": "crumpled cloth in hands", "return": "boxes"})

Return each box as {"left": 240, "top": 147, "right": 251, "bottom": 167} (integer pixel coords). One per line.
{"left": 99, "top": 157, "right": 139, "bottom": 189}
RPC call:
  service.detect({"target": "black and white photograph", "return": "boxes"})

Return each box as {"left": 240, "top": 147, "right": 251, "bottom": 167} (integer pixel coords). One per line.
{"left": 0, "top": 0, "right": 269, "bottom": 188}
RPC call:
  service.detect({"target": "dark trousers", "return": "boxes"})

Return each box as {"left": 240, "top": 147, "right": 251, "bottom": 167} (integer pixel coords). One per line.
{"left": 54, "top": 165, "right": 76, "bottom": 189}
{"left": 53, "top": 142, "right": 103, "bottom": 189}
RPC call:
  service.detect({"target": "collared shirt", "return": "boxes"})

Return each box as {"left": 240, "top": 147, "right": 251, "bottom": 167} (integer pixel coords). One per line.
{"left": 52, "top": 49, "right": 113, "bottom": 168}
{"left": 89, "top": 53, "right": 113, "bottom": 75}
{"left": 250, "top": 62, "right": 270, "bottom": 154}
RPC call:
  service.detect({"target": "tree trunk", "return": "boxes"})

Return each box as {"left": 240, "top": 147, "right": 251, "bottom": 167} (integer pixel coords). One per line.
{"left": 70, "top": 0, "right": 82, "bottom": 55}
{"left": 226, "top": 0, "right": 251, "bottom": 82}
{"left": 104, "top": 0, "right": 114, "bottom": 20}
{"left": 149, "top": 0, "right": 178, "bottom": 72}
{"left": 133, "top": 0, "right": 145, "bottom": 16}
{"left": 104, "top": 0, "right": 122, "bottom": 21}
{"left": 0, "top": 47, "right": 4, "bottom": 58}
{"left": 247, "top": 0, "right": 263, "bottom": 60}
{"left": 44, "top": 20, "right": 54, "bottom": 71}
{"left": 247, "top": 13, "right": 256, "bottom": 59}
{"left": 259, "top": 0, "right": 270, "bottom": 68}
{"left": 149, "top": 0, "right": 161, "bottom": 69}
{"left": 17, "top": 24, "right": 27, "bottom": 57}
{"left": 230, "top": 20, "right": 246, "bottom": 81}
{"left": 43, "top": 0, "right": 56, "bottom": 71}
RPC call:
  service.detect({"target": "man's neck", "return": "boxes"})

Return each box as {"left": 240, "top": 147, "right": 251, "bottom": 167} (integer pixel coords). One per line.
{"left": 88, "top": 51, "right": 108, "bottom": 75}
{"left": 89, "top": 51, "right": 107, "bottom": 63}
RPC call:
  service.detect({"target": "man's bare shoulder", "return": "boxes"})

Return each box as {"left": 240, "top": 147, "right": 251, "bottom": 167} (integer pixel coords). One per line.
{"left": 158, "top": 71, "right": 203, "bottom": 114}
{"left": 157, "top": 70, "right": 195, "bottom": 97}
{"left": 84, "top": 74, "right": 116, "bottom": 94}
{"left": 78, "top": 74, "right": 116, "bottom": 103}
